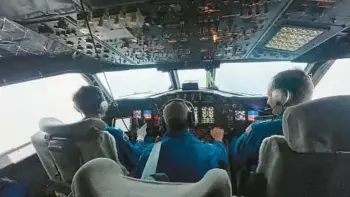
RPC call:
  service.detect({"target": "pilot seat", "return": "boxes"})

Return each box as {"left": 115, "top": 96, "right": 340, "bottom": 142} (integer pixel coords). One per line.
{"left": 252, "top": 95, "right": 350, "bottom": 197}
{"left": 31, "top": 117, "right": 126, "bottom": 196}
{"left": 72, "top": 157, "right": 232, "bottom": 197}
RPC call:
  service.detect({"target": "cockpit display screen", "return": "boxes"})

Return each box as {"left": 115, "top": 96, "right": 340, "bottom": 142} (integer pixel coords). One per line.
{"left": 133, "top": 110, "right": 142, "bottom": 119}
{"left": 248, "top": 110, "right": 259, "bottom": 121}
{"left": 201, "top": 106, "right": 215, "bottom": 124}
{"left": 143, "top": 110, "right": 152, "bottom": 120}
{"left": 235, "top": 110, "right": 246, "bottom": 121}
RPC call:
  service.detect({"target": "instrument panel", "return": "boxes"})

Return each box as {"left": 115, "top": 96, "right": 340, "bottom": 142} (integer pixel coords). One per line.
{"left": 108, "top": 90, "right": 270, "bottom": 139}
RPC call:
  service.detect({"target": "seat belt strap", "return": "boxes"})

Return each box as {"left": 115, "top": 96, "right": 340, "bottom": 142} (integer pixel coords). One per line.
{"left": 141, "top": 141, "right": 162, "bottom": 180}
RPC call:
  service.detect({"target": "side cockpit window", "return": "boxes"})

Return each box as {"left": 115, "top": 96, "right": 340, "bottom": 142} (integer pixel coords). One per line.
{"left": 0, "top": 74, "right": 87, "bottom": 166}
{"left": 313, "top": 59, "right": 350, "bottom": 99}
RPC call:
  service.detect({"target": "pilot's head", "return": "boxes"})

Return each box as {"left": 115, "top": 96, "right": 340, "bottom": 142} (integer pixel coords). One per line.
{"left": 162, "top": 99, "right": 195, "bottom": 132}
{"left": 72, "top": 86, "right": 108, "bottom": 118}
{"left": 267, "top": 69, "right": 314, "bottom": 115}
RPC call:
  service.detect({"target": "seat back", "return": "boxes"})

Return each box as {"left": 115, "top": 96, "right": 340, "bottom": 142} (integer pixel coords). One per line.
{"left": 31, "top": 118, "right": 62, "bottom": 182}
{"left": 257, "top": 95, "right": 350, "bottom": 197}
{"left": 72, "top": 158, "right": 232, "bottom": 197}
{"left": 36, "top": 117, "right": 126, "bottom": 183}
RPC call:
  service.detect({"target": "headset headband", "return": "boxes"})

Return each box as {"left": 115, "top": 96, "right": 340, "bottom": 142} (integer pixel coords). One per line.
{"left": 74, "top": 86, "right": 108, "bottom": 114}
{"left": 160, "top": 98, "right": 197, "bottom": 130}
{"left": 160, "top": 98, "right": 193, "bottom": 113}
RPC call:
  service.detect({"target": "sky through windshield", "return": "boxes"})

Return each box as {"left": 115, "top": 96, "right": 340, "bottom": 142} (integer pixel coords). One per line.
{"left": 97, "top": 68, "right": 171, "bottom": 98}
{"left": 98, "top": 62, "right": 307, "bottom": 97}
{"left": 178, "top": 69, "right": 207, "bottom": 88}
{"left": 216, "top": 62, "right": 307, "bottom": 95}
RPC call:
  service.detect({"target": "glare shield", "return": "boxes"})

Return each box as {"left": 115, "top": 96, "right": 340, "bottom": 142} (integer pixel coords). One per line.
{"left": 265, "top": 27, "right": 324, "bottom": 51}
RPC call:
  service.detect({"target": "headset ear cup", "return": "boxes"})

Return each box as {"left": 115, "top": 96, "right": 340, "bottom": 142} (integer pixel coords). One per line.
{"left": 187, "top": 112, "right": 194, "bottom": 128}
{"left": 161, "top": 116, "right": 167, "bottom": 131}
{"left": 272, "top": 89, "right": 290, "bottom": 106}
{"left": 99, "top": 101, "right": 109, "bottom": 114}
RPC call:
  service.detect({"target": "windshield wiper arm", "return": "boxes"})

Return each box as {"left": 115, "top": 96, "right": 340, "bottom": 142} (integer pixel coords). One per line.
{"left": 120, "top": 91, "right": 152, "bottom": 97}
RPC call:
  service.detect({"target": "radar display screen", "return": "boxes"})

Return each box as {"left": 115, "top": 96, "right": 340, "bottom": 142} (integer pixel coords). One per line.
{"left": 235, "top": 110, "right": 246, "bottom": 121}
{"left": 143, "top": 110, "right": 152, "bottom": 120}
{"left": 248, "top": 110, "right": 259, "bottom": 121}
{"left": 201, "top": 106, "right": 215, "bottom": 124}
{"left": 133, "top": 110, "right": 142, "bottom": 119}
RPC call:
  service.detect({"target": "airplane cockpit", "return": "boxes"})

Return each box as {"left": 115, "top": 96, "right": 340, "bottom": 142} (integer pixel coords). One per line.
{"left": 107, "top": 87, "right": 268, "bottom": 142}
{"left": 1, "top": 0, "right": 350, "bottom": 196}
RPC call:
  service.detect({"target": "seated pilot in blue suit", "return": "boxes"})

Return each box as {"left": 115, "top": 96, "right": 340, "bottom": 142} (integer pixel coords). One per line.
{"left": 72, "top": 86, "right": 146, "bottom": 170}
{"left": 230, "top": 69, "right": 314, "bottom": 167}
{"left": 134, "top": 99, "right": 228, "bottom": 183}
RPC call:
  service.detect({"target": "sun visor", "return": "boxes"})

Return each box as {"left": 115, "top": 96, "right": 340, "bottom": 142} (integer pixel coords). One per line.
{"left": 0, "top": 0, "right": 76, "bottom": 21}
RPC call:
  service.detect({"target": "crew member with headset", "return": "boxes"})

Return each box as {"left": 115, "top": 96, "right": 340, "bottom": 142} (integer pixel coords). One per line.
{"left": 72, "top": 86, "right": 147, "bottom": 171}
{"left": 230, "top": 69, "right": 314, "bottom": 167}
{"left": 134, "top": 99, "right": 228, "bottom": 182}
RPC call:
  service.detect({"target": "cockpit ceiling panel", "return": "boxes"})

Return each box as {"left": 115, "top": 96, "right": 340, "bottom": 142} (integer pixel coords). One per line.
{"left": 13, "top": 0, "right": 297, "bottom": 65}
{"left": 249, "top": 0, "right": 350, "bottom": 61}
{"left": 80, "top": 0, "right": 148, "bottom": 9}
{"left": 0, "top": 0, "right": 349, "bottom": 76}
{"left": 0, "top": 0, "right": 77, "bottom": 22}
{"left": 0, "top": 17, "right": 73, "bottom": 58}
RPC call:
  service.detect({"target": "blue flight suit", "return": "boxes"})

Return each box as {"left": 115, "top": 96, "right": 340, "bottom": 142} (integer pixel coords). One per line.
{"left": 134, "top": 130, "right": 228, "bottom": 183}
{"left": 105, "top": 126, "right": 144, "bottom": 169}
{"left": 230, "top": 114, "right": 283, "bottom": 167}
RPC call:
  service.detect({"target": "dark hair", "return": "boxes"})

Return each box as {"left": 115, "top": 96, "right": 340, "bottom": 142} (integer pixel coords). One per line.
{"left": 72, "top": 86, "right": 105, "bottom": 114}
{"left": 269, "top": 69, "right": 314, "bottom": 105}
{"left": 163, "top": 101, "right": 189, "bottom": 132}
{"left": 166, "top": 118, "right": 188, "bottom": 131}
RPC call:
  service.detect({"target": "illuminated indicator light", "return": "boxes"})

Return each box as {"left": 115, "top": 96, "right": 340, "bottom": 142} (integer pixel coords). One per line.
{"left": 200, "top": 36, "right": 209, "bottom": 41}
{"left": 143, "top": 110, "right": 152, "bottom": 120}
{"left": 212, "top": 34, "right": 218, "bottom": 43}
{"left": 168, "top": 39, "right": 177, "bottom": 44}
{"left": 265, "top": 27, "right": 324, "bottom": 51}
{"left": 248, "top": 110, "right": 259, "bottom": 121}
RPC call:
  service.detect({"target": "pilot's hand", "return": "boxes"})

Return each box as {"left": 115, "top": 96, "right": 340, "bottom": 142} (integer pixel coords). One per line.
{"left": 155, "top": 136, "right": 162, "bottom": 142}
{"left": 210, "top": 127, "right": 224, "bottom": 141}
{"left": 137, "top": 123, "right": 147, "bottom": 141}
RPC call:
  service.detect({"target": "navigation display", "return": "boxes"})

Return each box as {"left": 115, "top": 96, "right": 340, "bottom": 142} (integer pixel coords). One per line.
{"left": 133, "top": 110, "right": 142, "bottom": 119}
{"left": 235, "top": 110, "right": 246, "bottom": 121}
{"left": 143, "top": 110, "right": 152, "bottom": 120}
{"left": 248, "top": 110, "right": 259, "bottom": 121}
{"left": 201, "top": 106, "right": 215, "bottom": 124}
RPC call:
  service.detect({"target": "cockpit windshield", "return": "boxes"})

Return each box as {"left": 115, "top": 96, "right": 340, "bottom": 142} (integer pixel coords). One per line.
{"left": 178, "top": 69, "right": 207, "bottom": 88}
{"left": 97, "top": 68, "right": 171, "bottom": 98}
{"left": 216, "top": 62, "right": 307, "bottom": 95}
{"left": 98, "top": 62, "right": 307, "bottom": 97}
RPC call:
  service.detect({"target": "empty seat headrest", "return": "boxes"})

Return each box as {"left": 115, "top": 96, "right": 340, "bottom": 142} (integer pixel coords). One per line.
{"left": 283, "top": 95, "right": 350, "bottom": 153}
{"left": 39, "top": 118, "right": 106, "bottom": 138}
{"left": 72, "top": 158, "right": 232, "bottom": 197}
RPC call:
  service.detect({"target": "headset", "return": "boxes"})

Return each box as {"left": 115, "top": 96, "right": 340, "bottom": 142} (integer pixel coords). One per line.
{"left": 159, "top": 98, "right": 198, "bottom": 131}
{"left": 269, "top": 89, "right": 292, "bottom": 114}
{"left": 73, "top": 86, "right": 109, "bottom": 115}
